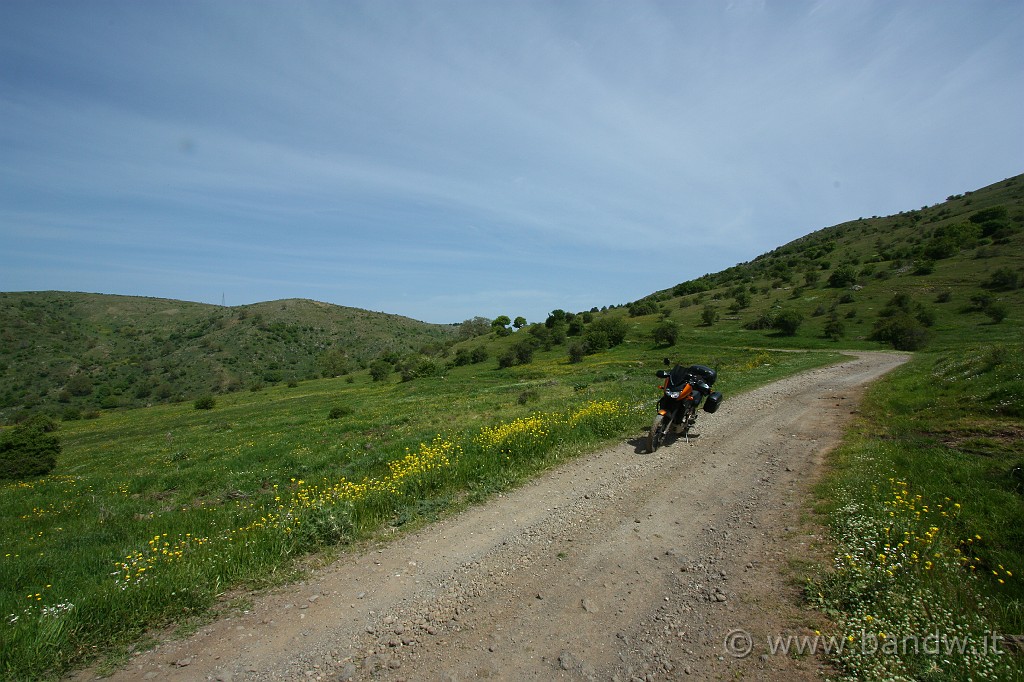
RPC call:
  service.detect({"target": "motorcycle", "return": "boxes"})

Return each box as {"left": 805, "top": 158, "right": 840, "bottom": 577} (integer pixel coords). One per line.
{"left": 647, "top": 361, "right": 722, "bottom": 453}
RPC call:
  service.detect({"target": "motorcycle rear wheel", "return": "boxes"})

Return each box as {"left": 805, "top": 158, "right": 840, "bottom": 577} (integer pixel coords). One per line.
{"left": 648, "top": 414, "right": 670, "bottom": 453}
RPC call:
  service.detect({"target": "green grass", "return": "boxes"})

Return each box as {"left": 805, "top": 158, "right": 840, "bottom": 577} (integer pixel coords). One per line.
{"left": 0, "top": 342, "right": 840, "bottom": 680}
{"left": 810, "top": 343, "right": 1024, "bottom": 680}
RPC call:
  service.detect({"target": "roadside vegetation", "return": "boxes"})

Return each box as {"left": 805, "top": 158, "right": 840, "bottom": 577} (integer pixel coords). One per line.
{"left": 811, "top": 342, "right": 1024, "bottom": 679}
{"left": 0, "top": 343, "right": 837, "bottom": 680}
{"left": 0, "top": 173, "right": 1021, "bottom": 679}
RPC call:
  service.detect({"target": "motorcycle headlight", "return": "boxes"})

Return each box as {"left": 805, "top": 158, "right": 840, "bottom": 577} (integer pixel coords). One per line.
{"left": 666, "top": 390, "right": 681, "bottom": 399}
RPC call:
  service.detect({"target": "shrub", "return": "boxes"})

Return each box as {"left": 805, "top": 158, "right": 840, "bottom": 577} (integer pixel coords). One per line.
{"left": 984, "top": 302, "right": 1009, "bottom": 323}
{"left": 828, "top": 265, "right": 857, "bottom": 288}
{"left": 984, "top": 267, "right": 1020, "bottom": 291}
{"left": 870, "top": 314, "right": 931, "bottom": 351}
{"left": 823, "top": 316, "right": 845, "bottom": 341}
{"left": 700, "top": 304, "right": 719, "bottom": 326}
{"left": 744, "top": 311, "right": 775, "bottom": 330}
{"left": 567, "top": 342, "right": 586, "bottom": 364}
{"left": 628, "top": 300, "right": 659, "bottom": 317}
{"left": 0, "top": 415, "right": 60, "bottom": 480}
{"left": 517, "top": 390, "right": 540, "bottom": 405}
{"left": 586, "top": 317, "right": 628, "bottom": 348}
{"left": 328, "top": 405, "right": 353, "bottom": 419}
{"left": 652, "top": 319, "right": 679, "bottom": 347}
{"left": 193, "top": 396, "right": 216, "bottom": 410}
{"left": 369, "top": 360, "right": 392, "bottom": 382}
{"left": 773, "top": 309, "right": 804, "bottom": 336}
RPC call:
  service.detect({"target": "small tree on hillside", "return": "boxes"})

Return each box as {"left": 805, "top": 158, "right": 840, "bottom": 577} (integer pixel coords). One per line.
{"left": 491, "top": 315, "right": 512, "bottom": 337}
{"left": 773, "top": 309, "right": 804, "bottom": 336}
{"left": 369, "top": 360, "right": 392, "bottom": 382}
{"left": 700, "top": 305, "right": 719, "bottom": 327}
{"left": 652, "top": 319, "right": 679, "bottom": 347}
{"left": 0, "top": 416, "right": 60, "bottom": 480}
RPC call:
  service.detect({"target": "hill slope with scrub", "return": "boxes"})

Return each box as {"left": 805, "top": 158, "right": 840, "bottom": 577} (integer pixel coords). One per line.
{"left": 0, "top": 294, "right": 457, "bottom": 422}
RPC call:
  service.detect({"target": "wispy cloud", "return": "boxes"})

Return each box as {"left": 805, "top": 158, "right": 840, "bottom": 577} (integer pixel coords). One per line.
{"left": 1, "top": 0, "right": 1021, "bottom": 322}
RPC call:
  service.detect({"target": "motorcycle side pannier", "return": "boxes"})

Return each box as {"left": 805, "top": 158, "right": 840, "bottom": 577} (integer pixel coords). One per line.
{"left": 703, "top": 391, "right": 723, "bottom": 413}
{"left": 688, "top": 365, "right": 717, "bottom": 386}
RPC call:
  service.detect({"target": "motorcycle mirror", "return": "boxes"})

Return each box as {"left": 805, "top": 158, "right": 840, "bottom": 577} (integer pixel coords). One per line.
{"left": 662, "top": 357, "right": 671, "bottom": 366}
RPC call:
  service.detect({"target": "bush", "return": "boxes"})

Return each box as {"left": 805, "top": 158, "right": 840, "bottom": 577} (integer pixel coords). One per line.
{"left": 567, "top": 342, "right": 586, "bottom": 364}
{"left": 0, "top": 415, "right": 60, "bottom": 480}
{"left": 823, "top": 316, "right": 845, "bottom": 341}
{"left": 193, "top": 395, "right": 216, "bottom": 410}
{"left": 628, "top": 300, "right": 659, "bottom": 317}
{"left": 773, "top": 309, "right": 804, "bottom": 336}
{"left": 328, "top": 405, "right": 353, "bottom": 419}
{"left": 652, "top": 319, "right": 679, "bottom": 347}
{"left": 870, "top": 314, "right": 931, "bottom": 351}
{"left": 828, "top": 265, "right": 858, "bottom": 288}
{"left": 985, "top": 267, "right": 1020, "bottom": 291}
{"left": 984, "top": 302, "right": 1009, "bottom": 323}
{"left": 369, "top": 360, "right": 392, "bottom": 382}
{"left": 585, "top": 317, "right": 628, "bottom": 349}
{"left": 700, "top": 305, "right": 719, "bottom": 326}
{"left": 744, "top": 311, "right": 775, "bottom": 330}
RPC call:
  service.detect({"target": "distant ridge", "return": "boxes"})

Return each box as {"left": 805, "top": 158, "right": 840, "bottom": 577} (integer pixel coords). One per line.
{"left": 0, "top": 293, "right": 456, "bottom": 420}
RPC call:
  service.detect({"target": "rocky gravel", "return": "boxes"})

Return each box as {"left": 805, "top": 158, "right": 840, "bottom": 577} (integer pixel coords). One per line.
{"left": 82, "top": 352, "right": 908, "bottom": 682}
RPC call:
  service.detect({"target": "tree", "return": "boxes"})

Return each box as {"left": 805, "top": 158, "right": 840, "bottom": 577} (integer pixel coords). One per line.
{"left": 66, "top": 374, "right": 93, "bottom": 397}
{"left": 823, "top": 315, "right": 845, "bottom": 341}
{"left": 828, "top": 265, "right": 858, "bottom": 288}
{"left": 513, "top": 316, "right": 527, "bottom": 330}
{"left": 772, "top": 309, "right": 804, "bottom": 336}
{"left": 652, "top": 319, "right": 679, "bottom": 347}
{"left": 369, "top": 360, "right": 392, "bottom": 382}
{"left": 985, "top": 267, "right": 1020, "bottom": 291}
{"left": 194, "top": 395, "right": 216, "bottom": 410}
{"left": 984, "top": 302, "right": 1009, "bottom": 323}
{"left": 567, "top": 342, "right": 586, "bottom": 363}
{"left": 318, "top": 348, "right": 351, "bottom": 378}
{"left": 587, "top": 317, "right": 628, "bottom": 348}
{"left": 700, "top": 305, "right": 718, "bottom": 327}
{"left": 491, "top": 315, "right": 512, "bottom": 337}
{"left": 545, "top": 310, "right": 567, "bottom": 328}
{"left": 458, "top": 317, "right": 491, "bottom": 339}
{"left": 870, "top": 314, "right": 931, "bottom": 351}
{"left": 0, "top": 416, "right": 60, "bottom": 480}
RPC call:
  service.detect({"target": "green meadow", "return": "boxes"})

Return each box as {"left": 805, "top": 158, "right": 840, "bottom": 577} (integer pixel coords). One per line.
{"left": 1, "top": 343, "right": 837, "bottom": 680}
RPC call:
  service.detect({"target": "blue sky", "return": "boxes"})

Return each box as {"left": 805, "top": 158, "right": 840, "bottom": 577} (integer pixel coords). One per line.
{"left": 2, "top": 1, "right": 1022, "bottom": 324}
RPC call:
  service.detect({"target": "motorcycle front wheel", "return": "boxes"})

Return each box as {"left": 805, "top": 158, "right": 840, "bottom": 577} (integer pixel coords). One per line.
{"left": 648, "top": 414, "right": 670, "bottom": 453}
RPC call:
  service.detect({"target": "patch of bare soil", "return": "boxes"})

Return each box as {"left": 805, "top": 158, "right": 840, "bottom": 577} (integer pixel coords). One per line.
{"left": 79, "top": 352, "right": 909, "bottom": 682}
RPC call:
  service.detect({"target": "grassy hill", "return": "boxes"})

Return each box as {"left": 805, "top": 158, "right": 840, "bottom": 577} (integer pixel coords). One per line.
{"left": 1, "top": 172, "right": 1022, "bottom": 680}
{"left": 0, "top": 294, "right": 458, "bottom": 423}
{"left": 620, "top": 172, "right": 1024, "bottom": 352}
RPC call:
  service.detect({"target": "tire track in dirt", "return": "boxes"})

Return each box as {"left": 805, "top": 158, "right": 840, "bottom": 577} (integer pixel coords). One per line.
{"left": 88, "top": 352, "right": 908, "bottom": 682}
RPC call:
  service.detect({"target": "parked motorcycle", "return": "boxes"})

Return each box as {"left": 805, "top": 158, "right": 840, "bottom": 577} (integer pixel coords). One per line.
{"left": 647, "top": 361, "right": 722, "bottom": 453}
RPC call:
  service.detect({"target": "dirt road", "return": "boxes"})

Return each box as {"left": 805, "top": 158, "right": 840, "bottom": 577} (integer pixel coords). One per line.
{"left": 92, "top": 352, "right": 908, "bottom": 682}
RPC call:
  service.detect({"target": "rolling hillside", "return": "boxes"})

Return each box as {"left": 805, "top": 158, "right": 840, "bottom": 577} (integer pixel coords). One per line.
{"left": 621, "top": 172, "right": 1024, "bottom": 351}
{"left": 2, "top": 172, "right": 1021, "bottom": 427}
{"left": 0, "top": 294, "right": 457, "bottom": 422}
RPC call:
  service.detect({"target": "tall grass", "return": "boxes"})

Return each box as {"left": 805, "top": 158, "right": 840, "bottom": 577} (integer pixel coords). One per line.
{"left": 0, "top": 346, "right": 840, "bottom": 680}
